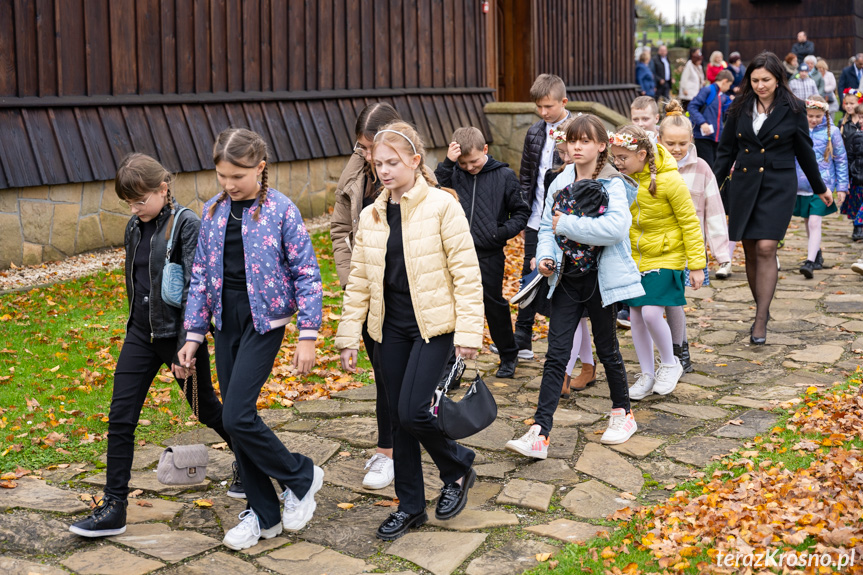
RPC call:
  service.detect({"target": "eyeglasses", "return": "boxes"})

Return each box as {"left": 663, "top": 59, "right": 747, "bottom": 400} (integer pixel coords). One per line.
{"left": 354, "top": 141, "right": 369, "bottom": 154}
{"left": 117, "top": 194, "right": 153, "bottom": 212}
{"left": 609, "top": 155, "right": 629, "bottom": 165}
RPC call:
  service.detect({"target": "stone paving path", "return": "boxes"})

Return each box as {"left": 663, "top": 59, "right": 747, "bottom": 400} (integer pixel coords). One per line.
{"left": 4, "top": 216, "right": 863, "bottom": 575}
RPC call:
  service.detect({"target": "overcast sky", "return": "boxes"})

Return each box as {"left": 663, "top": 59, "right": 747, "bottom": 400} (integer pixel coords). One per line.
{"left": 650, "top": 0, "right": 708, "bottom": 23}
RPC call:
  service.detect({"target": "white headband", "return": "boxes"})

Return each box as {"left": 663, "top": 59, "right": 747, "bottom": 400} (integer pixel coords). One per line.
{"left": 374, "top": 129, "right": 418, "bottom": 156}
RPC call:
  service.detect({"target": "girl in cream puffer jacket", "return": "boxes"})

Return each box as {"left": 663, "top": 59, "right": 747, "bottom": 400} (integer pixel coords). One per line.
{"left": 336, "top": 122, "right": 484, "bottom": 540}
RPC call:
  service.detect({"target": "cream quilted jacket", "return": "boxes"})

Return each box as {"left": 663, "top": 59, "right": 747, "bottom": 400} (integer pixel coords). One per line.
{"left": 335, "top": 175, "right": 485, "bottom": 351}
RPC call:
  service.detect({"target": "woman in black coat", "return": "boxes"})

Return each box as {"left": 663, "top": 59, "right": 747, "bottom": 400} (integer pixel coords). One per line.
{"left": 714, "top": 51, "right": 832, "bottom": 345}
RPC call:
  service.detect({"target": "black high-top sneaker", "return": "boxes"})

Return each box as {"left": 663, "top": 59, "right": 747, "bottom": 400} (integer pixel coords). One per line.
{"left": 227, "top": 460, "right": 246, "bottom": 499}
{"left": 69, "top": 495, "right": 127, "bottom": 537}
{"left": 813, "top": 249, "right": 824, "bottom": 270}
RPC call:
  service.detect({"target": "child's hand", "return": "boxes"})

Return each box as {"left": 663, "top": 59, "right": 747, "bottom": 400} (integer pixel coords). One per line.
{"left": 177, "top": 341, "right": 200, "bottom": 371}
{"left": 689, "top": 269, "right": 705, "bottom": 290}
{"left": 530, "top": 257, "right": 536, "bottom": 271}
{"left": 292, "top": 339, "right": 316, "bottom": 375}
{"left": 539, "top": 258, "right": 556, "bottom": 277}
{"left": 446, "top": 142, "right": 462, "bottom": 162}
{"left": 818, "top": 191, "right": 834, "bottom": 207}
{"left": 171, "top": 363, "right": 190, "bottom": 380}
{"left": 455, "top": 346, "right": 477, "bottom": 360}
{"left": 340, "top": 348, "right": 358, "bottom": 372}
{"left": 838, "top": 191, "right": 846, "bottom": 207}
{"left": 552, "top": 210, "right": 564, "bottom": 233}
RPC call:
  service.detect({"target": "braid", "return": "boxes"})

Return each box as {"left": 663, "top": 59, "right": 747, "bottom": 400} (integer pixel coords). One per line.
{"left": 420, "top": 163, "right": 438, "bottom": 187}
{"left": 591, "top": 148, "right": 608, "bottom": 180}
{"left": 825, "top": 120, "right": 833, "bottom": 162}
{"left": 647, "top": 151, "right": 658, "bottom": 197}
{"left": 164, "top": 189, "right": 175, "bottom": 241}
{"left": 207, "top": 191, "right": 228, "bottom": 219}
{"left": 252, "top": 162, "right": 269, "bottom": 221}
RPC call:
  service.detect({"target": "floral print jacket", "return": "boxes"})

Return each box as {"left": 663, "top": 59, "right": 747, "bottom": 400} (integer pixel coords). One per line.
{"left": 183, "top": 189, "right": 323, "bottom": 343}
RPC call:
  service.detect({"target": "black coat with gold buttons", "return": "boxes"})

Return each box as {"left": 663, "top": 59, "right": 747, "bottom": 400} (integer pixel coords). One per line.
{"left": 713, "top": 100, "right": 827, "bottom": 240}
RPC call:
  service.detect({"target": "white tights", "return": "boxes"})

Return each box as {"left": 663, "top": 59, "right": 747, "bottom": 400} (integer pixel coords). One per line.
{"left": 630, "top": 305, "right": 675, "bottom": 376}
{"left": 565, "top": 317, "right": 594, "bottom": 375}
{"left": 804, "top": 215, "right": 822, "bottom": 262}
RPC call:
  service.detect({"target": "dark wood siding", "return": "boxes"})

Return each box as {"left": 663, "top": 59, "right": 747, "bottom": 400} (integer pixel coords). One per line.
{"left": 703, "top": 0, "right": 863, "bottom": 70}
{"left": 0, "top": 0, "right": 492, "bottom": 189}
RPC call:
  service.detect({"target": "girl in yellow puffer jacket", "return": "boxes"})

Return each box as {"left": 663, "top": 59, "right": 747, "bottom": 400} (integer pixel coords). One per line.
{"left": 610, "top": 125, "right": 706, "bottom": 401}
{"left": 335, "top": 122, "right": 485, "bottom": 542}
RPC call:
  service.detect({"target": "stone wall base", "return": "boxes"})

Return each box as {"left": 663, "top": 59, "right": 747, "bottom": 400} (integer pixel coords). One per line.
{"left": 0, "top": 148, "right": 445, "bottom": 269}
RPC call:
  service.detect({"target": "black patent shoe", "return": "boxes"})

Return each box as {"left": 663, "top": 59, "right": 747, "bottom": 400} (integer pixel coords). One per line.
{"left": 749, "top": 322, "right": 766, "bottom": 346}
{"left": 799, "top": 260, "right": 816, "bottom": 279}
{"left": 376, "top": 510, "right": 428, "bottom": 541}
{"left": 69, "top": 495, "right": 127, "bottom": 537}
{"left": 227, "top": 461, "right": 246, "bottom": 499}
{"left": 495, "top": 358, "right": 518, "bottom": 379}
{"left": 435, "top": 467, "right": 476, "bottom": 520}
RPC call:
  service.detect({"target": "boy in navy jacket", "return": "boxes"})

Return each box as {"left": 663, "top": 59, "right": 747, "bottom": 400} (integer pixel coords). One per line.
{"left": 688, "top": 69, "right": 734, "bottom": 168}
{"left": 436, "top": 127, "right": 530, "bottom": 377}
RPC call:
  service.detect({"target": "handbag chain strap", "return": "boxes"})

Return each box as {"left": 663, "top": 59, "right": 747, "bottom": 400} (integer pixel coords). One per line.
{"left": 181, "top": 371, "right": 199, "bottom": 420}
{"left": 439, "top": 355, "right": 479, "bottom": 395}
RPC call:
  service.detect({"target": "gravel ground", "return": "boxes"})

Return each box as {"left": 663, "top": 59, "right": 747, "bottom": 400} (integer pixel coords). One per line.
{"left": 0, "top": 213, "right": 334, "bottom": 294}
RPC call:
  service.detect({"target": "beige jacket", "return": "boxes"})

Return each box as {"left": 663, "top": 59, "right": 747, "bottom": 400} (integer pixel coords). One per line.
{"left": 335, "top": 175, "right": 485, "bottom": 351}
{"left": 331, "top": 152, "right": 369, "bottom": 288}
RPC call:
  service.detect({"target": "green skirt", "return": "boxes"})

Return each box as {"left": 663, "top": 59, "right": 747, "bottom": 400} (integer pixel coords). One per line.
{"left": 624, "top": 269, "right": 686, "bottom": 307}
{"left": 793, "top": 194, "right": 837, "bottom": 218}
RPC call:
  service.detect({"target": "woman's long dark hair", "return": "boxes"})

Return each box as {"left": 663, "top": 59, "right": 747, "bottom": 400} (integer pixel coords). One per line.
{"left": 355, "top": 103, "right": 401, "bottom": 142}
{"left": 728, "top": 51, "right": 802, "bottom": 118}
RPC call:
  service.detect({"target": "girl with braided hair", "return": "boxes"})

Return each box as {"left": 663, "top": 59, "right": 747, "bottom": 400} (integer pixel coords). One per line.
{"left": 506, "top": 114, "right": 645, "bottom": 456}
{"left": 70, "top": 153, "right": 240, "bottom": 538}
{"left": 794, "top": 96, "right": 847, "bottom": 278}
{"left": 179, "top": 128, "right": 324, "bottom": 550}
{"left": 611, "top": 125, "right": 705, "bottom": 400}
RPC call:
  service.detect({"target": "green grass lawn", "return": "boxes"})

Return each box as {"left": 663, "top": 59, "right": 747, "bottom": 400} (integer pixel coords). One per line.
{"left": 0, "top": 230, "right": 365, "bottom": 474}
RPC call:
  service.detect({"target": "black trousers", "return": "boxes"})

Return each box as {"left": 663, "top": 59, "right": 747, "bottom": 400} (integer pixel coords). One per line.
{"left": 655, "top": 82, "right": 670, "bottom": 102}
{"left": 479, "top": 251, "right": 518, "bottom": 361}
{"left": 362, "top": 321, "right": 392, "bottom": 449}
{"left": 105, "top": 323, "right": 231, "bottom": 501}
{"left": 694, "top": 139, "right": 718, "bottom": 169}
{"left": 533, "top": 268, "right": 630, "bottom": 437}
{"left": 515, "top": 228, "right": 540, "bottom": 334}
{"left": 216, "top": 288, "right": 314, "bottom": 530}
{"left": 379, "top": 322, "right": 475, "bottom": 515}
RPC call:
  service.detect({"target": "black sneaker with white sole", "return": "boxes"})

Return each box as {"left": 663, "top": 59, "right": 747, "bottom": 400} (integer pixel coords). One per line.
{"left": 69, "top": 495, "right": 127, "bottom": 537}
{"left": 227, "top": 461, "right": 246, "bottom": 499}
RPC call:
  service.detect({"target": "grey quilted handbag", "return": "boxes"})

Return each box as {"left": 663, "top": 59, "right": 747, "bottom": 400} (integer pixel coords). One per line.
{"left": 156, "top": 444, "right": 209, "bottom": 485}
{"left": 156, "top": 372, "right": 209, "bottom": 485}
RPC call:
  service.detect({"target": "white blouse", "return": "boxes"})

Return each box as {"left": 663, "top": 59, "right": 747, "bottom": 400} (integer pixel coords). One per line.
{"left": 752, "top": 101, "right": 769, "bottom": 135}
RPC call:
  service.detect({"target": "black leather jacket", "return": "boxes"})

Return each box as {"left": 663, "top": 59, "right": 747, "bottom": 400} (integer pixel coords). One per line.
{"left": 123, "top": 200, "right": 200, "bottom": 347}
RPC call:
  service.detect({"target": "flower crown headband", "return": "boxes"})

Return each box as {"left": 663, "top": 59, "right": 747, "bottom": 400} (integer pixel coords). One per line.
{"left": 608, "top": 131, "right": 640, "bottom": 151}
{"left": 844, "top": 88, "right": 863, "bottom": 99}
{"left": 550, "top": 127, "right": 567, "bottom": 145}
{"left": 805, "top": 99, "right": 830, "bottom": 112}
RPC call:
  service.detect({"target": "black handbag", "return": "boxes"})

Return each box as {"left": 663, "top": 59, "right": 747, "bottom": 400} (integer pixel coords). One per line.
{"left": 430, "top": 357, "right": 497, "bottom": 440}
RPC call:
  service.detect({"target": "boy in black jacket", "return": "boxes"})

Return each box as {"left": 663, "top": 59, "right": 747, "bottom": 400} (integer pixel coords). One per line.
{"left": 515, "top": 74, "right": 570, "bottom": 358}
{"left": 435, "top": 127, "right": 530, "bottom": 377}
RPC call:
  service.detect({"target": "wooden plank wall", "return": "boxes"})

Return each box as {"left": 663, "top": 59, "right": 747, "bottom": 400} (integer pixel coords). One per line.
{"left": 703, "top": 0, "right": 863, "bottom": 69}
{"left": 0, "top": 0, "right": 489, "bottom": 98}
{"left": 532, "top": 0, "right": 635, "bottom": 88}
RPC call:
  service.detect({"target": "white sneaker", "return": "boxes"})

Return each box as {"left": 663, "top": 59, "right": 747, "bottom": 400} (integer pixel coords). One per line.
{"left": 715, "top": 261, "right": 732, "bottom": 279}
{"left": 504, "top": 424, "right": 548, "bottom": 459}
{"left": 601, "top": 408, "right": 638, "bottom": 445}
{"left": 653, "top": 358, "right": 683, "bottom": 395}
{"left": 852, "top": 261, "right": 863, "bottom": 276}
{"left": 223, "top": 509, "right": 282, "bottom": 551}
{"left": 517, "top": 349, "right": 535, "bottom": 360}
{"left": 362, "top": 453, "right": 394, "bottom": 489}
{"left": 628, "top": 373, "right": 655, "bottom": 401}
{"left": 281, "top": 465, "right": 324, "bottom": 531}
{"left": 776, "top": 255, "right": 781, "bottom": 271}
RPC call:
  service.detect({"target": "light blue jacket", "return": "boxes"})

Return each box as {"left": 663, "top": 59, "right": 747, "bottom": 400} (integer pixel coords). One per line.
{"left": 536, "top": 164, "right": 645, "bottom": 306}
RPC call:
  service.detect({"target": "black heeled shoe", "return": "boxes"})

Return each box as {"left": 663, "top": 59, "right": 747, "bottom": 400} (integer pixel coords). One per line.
{"left": 749, "top": 321, "right": 766, "bottom": 346}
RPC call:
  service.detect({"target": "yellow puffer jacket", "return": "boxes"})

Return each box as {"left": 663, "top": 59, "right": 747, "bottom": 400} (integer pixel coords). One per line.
{"left": 629, "top": 144, "right": 707, "bottom": 272}
{"left": 335, "top": 175, "right": 485, "bottom": 351}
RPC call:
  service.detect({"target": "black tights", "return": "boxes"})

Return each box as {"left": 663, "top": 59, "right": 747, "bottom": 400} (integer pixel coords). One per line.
{"left": 741, "top": 238, "right": 778, "bottom": 339}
